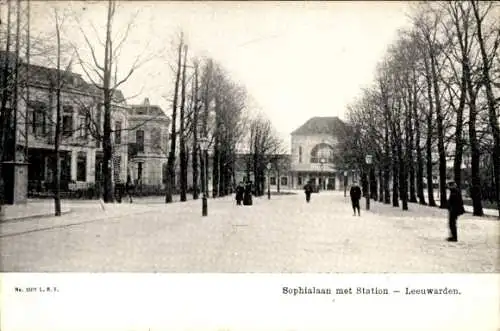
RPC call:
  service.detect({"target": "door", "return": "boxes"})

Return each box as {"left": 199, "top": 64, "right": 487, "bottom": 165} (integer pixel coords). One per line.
{"left": 328, "top": 176, "right": 336, "bottom": 190}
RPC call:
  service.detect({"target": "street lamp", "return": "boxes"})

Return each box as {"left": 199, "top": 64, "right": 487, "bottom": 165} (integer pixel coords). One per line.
{"left": 344, "top": 170, "right": 348, "bottom": 197}
{"left": 319, "top": 158, "right": 326, "bottom": 191}
{"left": 199, "top": 137, "right": 209, "bottom": 216}
{"left": 365, "top": 154, "right": 373, "bottom": 210}
{"left": 267, "top": 162, "right": 272, "bottom": 200}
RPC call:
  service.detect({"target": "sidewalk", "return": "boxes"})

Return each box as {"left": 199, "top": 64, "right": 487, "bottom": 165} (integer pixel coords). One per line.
{"left": 0, "top": 201, "right": 71, "bottom": 222}
{"left": 0, "top": 195, "right": 237, "bottom": 238}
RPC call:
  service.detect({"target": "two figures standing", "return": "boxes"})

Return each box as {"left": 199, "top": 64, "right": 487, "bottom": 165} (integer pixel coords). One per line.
{"left": 235, "top": 180, "right": 253, "bottom": 206}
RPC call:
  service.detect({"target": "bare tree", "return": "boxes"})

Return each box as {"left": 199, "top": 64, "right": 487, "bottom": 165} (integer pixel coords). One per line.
{"left": 190, "top": 60, "right": 200, "bottom": 200}
{"left": 74, "top": 0, "right": 146, "bottom": 203}
{"left": 179, "top": 44, "right": 188, "bottom": 202}
{"left": 471, "top": 0, "right": 500, "bottom": 217}
{"left": 165, "top": 32, "right": 183, "bottom": 203}
{"left": 0, "top": 0, "right": 13, "bottom": 213}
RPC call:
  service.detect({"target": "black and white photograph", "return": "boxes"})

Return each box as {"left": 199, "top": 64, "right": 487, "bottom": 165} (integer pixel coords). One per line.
{"left": 0, "top": 0, "right": 499, "bottom": 328}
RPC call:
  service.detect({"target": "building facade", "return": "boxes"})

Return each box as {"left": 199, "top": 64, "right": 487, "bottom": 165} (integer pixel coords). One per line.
{"left": 1, "top": 53, "right": 129, "bottom": 200}
{"left": 233, "top": 153, "right": 293, "bottom": 192}
{"left": 290, "top": 116, "right": 347, "bottom": 190}
{"left": 127, "top": 98, "right": 170, "bottom": 187}
{"left": 24, "top": 66, "right": 129, "bottom": 195}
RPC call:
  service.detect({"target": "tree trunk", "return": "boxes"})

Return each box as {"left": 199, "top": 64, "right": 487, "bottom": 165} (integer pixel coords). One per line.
{"left": 407, "top": 88, "right": 417, "bottom": 203}
{"left": 397, "top": 117, "right": 408, "bottom": 211}
{"left": 199, "top": 148, "right": 205, "bottom": 198}
{"left": 179, "top": 45, "right": 188, "bottom": 202}
{"left": 430, "top": 49, "right": 447, "bottom": 209}
{"left": 53, "top": 13, "right": 62, "bottom": 216}
{"left": 423, "top": 51, "right": 437, "bottom": 207}
{"left": 191, "top": 63, "right": 199, "bottom": 200}
{"left": 471, "top": 1, "right": 500, "bottom": 217}
{"left": 102, "top": 0, "right": 114, "bottom": 203}
{"left": 392, "top": 136, "right": 400, "bottom": 207}
{"left": 0, "top": 0, "right": 12, "bottom": 213}
{"left": 465, "top": 67, "right": 483, "bottom": 216}
{"left": 378, "top": 167, "right": 384, "bottom": 202}
{"left": 414, "top": 91, "right": 426, "bottom": 205}
{"left": 277, "top": 167, "right": 280, "bottom": 193}
{"left": 218, "top": 148, "right": 225, "bottom": 197}
{"left": 212, "top": 144, "right": 219, "bottom": 198}
{"left": 453, "top": 68, "right": 467, "bottom": 192}
{"left": 165, "top": 34, "right": 183, "bottom": 203}
{"left": 382, "top": 92, "right": 391, "bottom": 205}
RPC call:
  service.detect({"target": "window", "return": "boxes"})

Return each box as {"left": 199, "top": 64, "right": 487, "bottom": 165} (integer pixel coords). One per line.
{"left": 151, "top": 128, "right": 161, "bottom": 151}
{"left": 299, "top": 146, "right": 302, "bottom": 163}
{"left": 76, "top": 151, "right": 87, "bottom": 181}
{"left": 298, "top": 176, "right": 303, "bottom": 185}
{"left": 137, "top": 162, "right": 143, "bottom": 181}
{"left": 310, "top": 143, "right": 334, "bottom": 163}
{"left": 115, "top": 121, "right": 122, "bottom": 144}
{"left": 270, "top": 177, "right": 276, "bottom": 185}
{"left": 136, "top": 130, "right": 144, "bottom": 152}
{"left": 113, "top": 155, "right": 121, "bottom": 182}
{"left": 281, "top": 177, "right": 288, "bottom": 186}
{"left": 29, "top": 101, "right": 47, "bottom": 136}
{"left": 95, "top": 105, "right": 102, "bottom": 147}
{"left": 62, "top": 105, "right": 74, "bottom": 137}
{"left": 162, "top": 163, "right": 168, "bottom": 184}
{"left": 77, "top": 106, "right": 88, "bottom": 138}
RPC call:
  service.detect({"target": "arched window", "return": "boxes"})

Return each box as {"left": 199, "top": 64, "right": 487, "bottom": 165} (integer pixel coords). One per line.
{"left": 310, "top": 143, "right": 334, "bottom": 163}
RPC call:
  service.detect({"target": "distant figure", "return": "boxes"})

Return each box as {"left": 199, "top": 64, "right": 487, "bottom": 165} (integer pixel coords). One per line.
{"left": 350, "top": 181, "right": 362, "bottom": 216}
{"left": 235, "top": 181, "right": 244, "bottom": 206}
{"left": 243, "top": 181, "right": 253, "bottom": 206}
{"left": 303, "top": 180, "right": 313, "bottom": 203}
{"left": 125, "top": 175, "right": 134, "bottom": 203}
{"left": 447, "top": 181, "right": 465, "bottom": 242}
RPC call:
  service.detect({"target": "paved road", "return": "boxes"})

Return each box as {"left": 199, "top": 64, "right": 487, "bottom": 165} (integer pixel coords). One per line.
{"left": 1, "top": 192, "right": 498, "bottom": 272}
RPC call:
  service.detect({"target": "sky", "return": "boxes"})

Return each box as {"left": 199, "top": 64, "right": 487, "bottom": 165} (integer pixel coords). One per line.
{"left": 26, "top": 1, "right": 414, "bottom": 151}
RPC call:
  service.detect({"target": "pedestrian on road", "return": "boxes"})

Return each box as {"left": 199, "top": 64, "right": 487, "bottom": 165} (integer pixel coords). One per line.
{"left": 235, "top": 181, "right": 244, "bottom": 206}
{"left": 125, "top": 175, "right": 134, "bottom": 203}
{"left": 350, "top": 181, "right": 362, "bottom": 216}
{"left": 243, "top": 180, "right": 253, "bottom": 206}
{"left": 446, "top": 181, "right": 465, "bottom": 242}
{"left": 304, "top": 180, "right": 313, "bottom": 203}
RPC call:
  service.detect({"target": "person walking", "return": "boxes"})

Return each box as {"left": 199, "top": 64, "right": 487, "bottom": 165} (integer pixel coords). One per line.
{"left": 304, "top": 180, "right": 313, "bottom": 203}
{"left": 125, "top": 175, "right": 134, "bottom": 203}
{"left": 447, "top": 181, "right": 465, "bottom": 242}
{"left": 350, "top": 181, "right": 362, "bottom": 216}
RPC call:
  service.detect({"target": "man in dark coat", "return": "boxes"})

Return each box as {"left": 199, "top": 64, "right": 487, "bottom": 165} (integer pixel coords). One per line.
{"left": 243, "top": 181, "right": 253, "bottom": 206}
{"left": 304, "top": 180, "right": 313, "bottom": 203}
{"left": 447, "top": 181, "right": 465, "bottom": 242}
{"left": 125, "top": 175, "right": 134, "bottom": 203}
{"left": 350, "top": 181, "right": 362, "bottom": 216}
{"left": 235, "top": 181, "right": 244, "bottom": 206}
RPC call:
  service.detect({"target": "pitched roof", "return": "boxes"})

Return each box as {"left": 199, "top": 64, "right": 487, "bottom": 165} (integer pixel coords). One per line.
{"left": 129, "top": 104, "right": 168, "bottom": 118}
{"left": 291, "top": 116, "right": 346, "bottom": 136}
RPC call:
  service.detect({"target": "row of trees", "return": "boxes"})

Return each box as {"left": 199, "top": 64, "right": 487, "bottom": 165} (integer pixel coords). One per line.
{"left": 163, "top": 33, "right": 285, "bottom": 204}
{"left": 336, "top": 1, "right": 499, "bottom": 218}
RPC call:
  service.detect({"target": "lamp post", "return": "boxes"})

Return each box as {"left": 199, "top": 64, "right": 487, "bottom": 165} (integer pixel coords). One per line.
{"left": 344, "top": 170, "right": 348, "bottom": 197}
{"left": 319, "top": 158, "right": 325, "bottom": 191}
{"left": 199, "top": 137, "right": 209, "bottom": 216}
{"left": 365, "top": 154, "right": 373, "bottom": 210}
{"left": 267, "top": 162, "right": 272, "bottom": 200}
